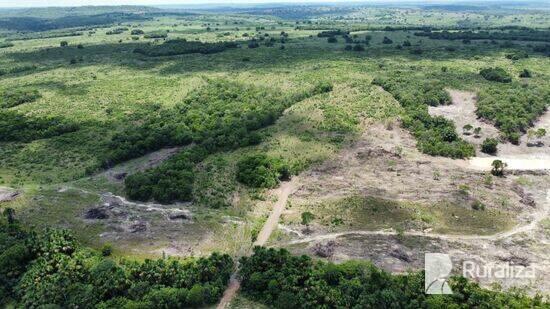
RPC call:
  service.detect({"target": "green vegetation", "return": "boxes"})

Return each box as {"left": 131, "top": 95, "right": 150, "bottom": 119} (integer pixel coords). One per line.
{"left": 480, "top": 67, "right": 512, "bottom": 83}
{"left": 372, "top": 76, "right": 475, "bottom": 158}
{"left": 236, "top": 154, "right": 290, "bottom": 188}
{"left": 122, "top": 80, "right": 331, "bottom": 203}
{"left": 481, "top": 137, "right": 499, "bottom": 154}
{"left": 0, "top": 89, "right": 41, "bottom": 108}
{"left": 134, "top": 39, "right": 238, "bottom": 57}
{"left": 240, "top": 247, "right": 548, "bottom": 308}
{"left": 0, "top": 215, "right": 233, "bottom": 307}
{"left": 477, "top": 85, "right": 549, "bottom": 142}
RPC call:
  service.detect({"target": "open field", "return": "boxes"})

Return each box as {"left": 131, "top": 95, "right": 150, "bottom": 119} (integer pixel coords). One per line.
{"left": 0, "top": 2, "right": 549, "bottom": 307}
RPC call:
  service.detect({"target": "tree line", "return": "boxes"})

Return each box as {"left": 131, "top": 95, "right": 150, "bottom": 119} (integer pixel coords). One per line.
{"left": 116, "top": 79, "right": 333, "bottom": 204}
{"left": 239, "top": 247, "right": 548, "bottom": 308}
{"left": 0, "top": 214, "right": 233, "bottom": 308}
{"left": 134, "top": 39, "right": 239, "bottom": 57}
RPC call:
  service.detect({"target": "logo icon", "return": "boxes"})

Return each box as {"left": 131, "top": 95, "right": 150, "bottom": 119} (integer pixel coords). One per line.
{"left": 425, "top": 253, "right": 453, "bottom": 294}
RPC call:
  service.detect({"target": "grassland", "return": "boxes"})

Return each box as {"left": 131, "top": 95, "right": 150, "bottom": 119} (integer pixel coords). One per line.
{"left": 0, "top": 4, "right": 548, "bottom": 262}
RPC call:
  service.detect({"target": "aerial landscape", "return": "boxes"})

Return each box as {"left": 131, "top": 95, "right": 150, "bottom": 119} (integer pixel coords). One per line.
{"left": 0, "top": 0, "right": 549, "bottom": 307}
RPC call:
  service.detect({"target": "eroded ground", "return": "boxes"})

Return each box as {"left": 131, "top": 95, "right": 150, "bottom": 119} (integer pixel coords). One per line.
{"left": 272, "top": 118, "right": 550, "bottom": 293}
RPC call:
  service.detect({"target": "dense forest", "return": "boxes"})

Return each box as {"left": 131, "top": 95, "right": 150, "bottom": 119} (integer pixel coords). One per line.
{"left": 239, "top": 247, "right": 548, "bottom": 308}
{"left": 0, "top": 215, "right": 233, "bottom": 308}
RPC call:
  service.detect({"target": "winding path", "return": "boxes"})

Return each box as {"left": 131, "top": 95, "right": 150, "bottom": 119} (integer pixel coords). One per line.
{"left": 287, "top": 189, "right": 550, "bottom": 245}
{"left": 216, "top": 179, "right": 298, "bottom": 309}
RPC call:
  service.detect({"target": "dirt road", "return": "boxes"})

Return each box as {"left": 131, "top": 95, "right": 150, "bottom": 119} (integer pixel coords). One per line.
{"left": 288, "top": 189, "right": 549, "bottom": 245}
{"left": 467, "top": 156, "right": 550, "bottom": 171}
{"left": 216, "top": 179, "right": 298, "bottom": 309}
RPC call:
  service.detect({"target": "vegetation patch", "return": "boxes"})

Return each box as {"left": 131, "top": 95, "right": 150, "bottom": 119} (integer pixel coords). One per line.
{"left": 236, "top": 154, "right": 290, "bottom": 188}
{"left": 0, "top": 218, "right": 233, "bottom": 308}
{"left": 477, "top": 85, "right": 549, "bottom": 143}
{"left": 121, "top": 79, "right": 332, "bottom": 203}
{"left": 372, "top": 76, "right": 475, "bottom": 158}
{"left": 0, "top": 89, "right": 41, "bottom": 108}
{"left": 239, "top": 247, "right": 547, "bottom": 308}
{"left": 134, "top": 39, "right": 239, "bottom": 57}
{"left": 480, "top": 67, "right": 512, "bottom": 83}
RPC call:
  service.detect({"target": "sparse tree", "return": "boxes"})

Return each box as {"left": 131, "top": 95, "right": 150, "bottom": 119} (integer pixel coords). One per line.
{"left": 473, "top": 127, "right": 482, "bottom": 138}
{"left": 463, "top": 124, "right": 473, "bottom": 135}
{"left": 491, "top": 159, "right": 506, "bottom": 176}
{"left": 301, "top": 211, "right": 315, "bottom": 234}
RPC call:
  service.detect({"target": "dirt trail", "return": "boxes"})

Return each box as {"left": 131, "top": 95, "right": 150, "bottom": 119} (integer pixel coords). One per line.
{"left": 288, "top": 189, "right": 549, "bottom": 245}
{"left": 216, "top": 179, "right": 299, "bottom": 309}
{"left": 466, "top": 156, "right": 550, "bottom": 171}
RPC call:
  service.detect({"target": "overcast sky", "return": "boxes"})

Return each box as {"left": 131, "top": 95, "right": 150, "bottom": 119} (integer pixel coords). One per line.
{"left": 0, "top": 0, "right": 470, "bottom": 8}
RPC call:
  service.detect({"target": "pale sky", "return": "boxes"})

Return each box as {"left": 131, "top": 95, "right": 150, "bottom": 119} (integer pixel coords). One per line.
{"left": 0, "top": 0, "right": 467, "bottom": 9}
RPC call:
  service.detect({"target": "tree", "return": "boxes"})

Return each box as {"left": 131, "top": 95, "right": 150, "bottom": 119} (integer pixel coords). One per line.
{"left": 2, "top": 207, "right": 15, "bottom": 224}
{"left": 60, "top": 41, "right": 68, "bottom": 47}
{"left": 473, "top": 127, "right": 482, "bottom": 138}
{"left": 463, "top": 124, "right": 473, "bottom": 135}
{"left": 382, "top": 36, "right": 393, "bottom": 44}
{"left": 491, "top": 160, "right": 506, "bottom": 176}
{"left": 301, "top": 212, "right": 315, "bottom": 234}
{"left": 481, "top": 138, "right": 498, "bottom": 154}
{"left": 327, "top": 37, "right": 337, "bottom": 43}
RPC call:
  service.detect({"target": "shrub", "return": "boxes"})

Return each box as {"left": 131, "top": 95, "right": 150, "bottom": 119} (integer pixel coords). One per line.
{"left": 131, "top": 29, "right": 144, "bottom": 35}
{"left": 519, "top": 69, "right": 532, "bottom": 78}
{"left": 481, "top": 138, "right": 498, "bottom": 154}
{"left": 382, "top": 36, "right": 393, "bottom": 44}
{"left": 1, "top": 89, "right": 41, "bottom": 108}
{"left": 236, "top": 154, "right": 289, "bottom": 188}
{"left": 480, "top": 67, "right": 512, "bottom": 83}
{"left": 60, "top": 41, "right": 68, "bottom": 47}
{"left": 352, "top": 44, "right": 365, "bottom": 51}
{"left": 327, "top": 36, "right": 337, "bottom": 43}
{"left": 248, "top": 40, "right": 260, "bottom": 48}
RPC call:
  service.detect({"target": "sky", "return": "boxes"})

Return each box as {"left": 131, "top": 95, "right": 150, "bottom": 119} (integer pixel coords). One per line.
{"left": 0, "top": 0, "right": 469, "bottom": 8}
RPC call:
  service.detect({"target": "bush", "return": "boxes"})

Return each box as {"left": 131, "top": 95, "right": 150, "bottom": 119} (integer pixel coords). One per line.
{"left": 382, "top": 36, "right": 393, "bottom": 44}
{"left": 0, "top": 89, "right": 41, "bottom": 108}
{"left": 248, "top": 40, "right": 260, "bottom": 48}
{"left": 60, "top": 41, "right": 68, "bottom": 47}
{"left": 372, "top": 76, "right": 474, "bottom": 159}
{"left": 352, "top": 44, "right": 365, "bottom": 51}
{"left": 519, "top": 69, "right": 532, "bottom": 78}
{"left": 480, "top": 67, "right": 512, "bottom": 83}
{"left": 327, "top": 36, "right": 337, "bottom": 43}
{"left": 131, "top": 29, "right": 144, "bottom": 35}
{"left": 481, "top": 138, "right": 498, "bottom": 154}
{"left": 236, "top": 154, "right": 290, "bottom": 188}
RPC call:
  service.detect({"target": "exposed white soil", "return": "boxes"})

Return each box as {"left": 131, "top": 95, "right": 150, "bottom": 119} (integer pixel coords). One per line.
{"left": 0, "top": 186, "right": 19, "bottom": 202}
{"left": 273, "top": 118, "right": 550, "bottom": 294}
{"left": 429, "top": 89, "right": 550, "bottom": 171}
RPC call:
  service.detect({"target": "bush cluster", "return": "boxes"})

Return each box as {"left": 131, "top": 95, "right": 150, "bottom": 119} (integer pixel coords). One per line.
{"left": 414, "top": 29, "right": 550, "bottom": 43}
{"left": 120, "top": 79, "right": 333, "bottom": 203}
{"left": 134, "top": 39, "right": 238, "bottom": 57}
{"left": 0, "top": 219, "right": 233, "bottom": 308}
{"left": 372, "top": 76, "right": 474, "bottom": 158}
{"left": 236, "top": 154, "right": 290, "bottom": 188}
{"left": 480, "top": 67, "right": 512, "bottom": 83}
{"left": 0, "top": 110, "right": 78, "bottom": 142}
{"left": 0, "top": 89, "right": 41, "bottom": 108}
{"left": 477, "top": 85, "right": 549, "bottom": 143}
